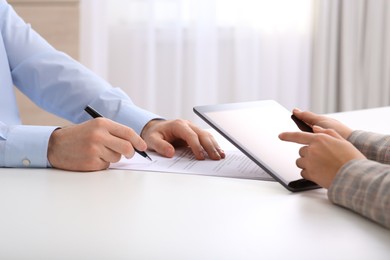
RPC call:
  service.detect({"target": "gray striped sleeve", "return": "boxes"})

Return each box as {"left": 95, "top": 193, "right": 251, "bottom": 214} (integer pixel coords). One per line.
{"left": 328, "top": 159, "right": 390, "bottom": 229}
{"left": 348, "top": 130, "right": 390, "bottom": 164}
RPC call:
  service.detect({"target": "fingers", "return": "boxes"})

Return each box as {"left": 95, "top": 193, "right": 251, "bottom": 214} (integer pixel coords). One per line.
{"left": 296, "top": 152, "right": 309, "bottom": 181}
{"left": 91, "top": 118, "right": 147, "bottom": 159}
{"left": 292, "top": 108, "right": 323, "bottom": 126}
{"left": 103, "top": 119, "right": 147, "bottom": 152}
{"left": 296, "top": 157, "right": 305, "bottom": 170}
{"left": 279, "top": 125, "right": 345, "bottom": 146}
{"left": 187, "top": 124, "right": 226, "bottom": 160}
{"left": 171, "top": 121, "right": 216, "bottom": 160}
{"left": 298, "top": 146, "right": 308, "bottom": 157}
{"left": 172, "top": 121, "right": 206, "bottom": 160}
{"left": 83, "top": 159, "right": 110, "bottom": 172}
{"left": 151, "top": 119, "right": 206, "bottom": 159}
{"left": 293, "top": 109, "right": 353, "bottom": 140}
{"left": 143, "top": 119, "right": 225, "bottom": 160}
{"left": 312, "top": 125, "right": 344, "bottom": 140}
{"left": 300, "top": 169, "right": 309, "bottom": 180}
{"left": 100, "top": 132, "right": 135, "bottom": 159}
{"left": 146, "top": 134, "right": 176, "bottom": 158}
{"left": 48, "top": 125, "right": 114, "bottom": 172}
{"left": 208, "top": 134, "right": 226, "bottom": 159}
{"left": 278, "top": 131, "right": 315, "bottom": 145}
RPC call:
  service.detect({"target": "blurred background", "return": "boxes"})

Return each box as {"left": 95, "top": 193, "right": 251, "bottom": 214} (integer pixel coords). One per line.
{"left": 10, "top": 0, "right": 390, "bottom": 126}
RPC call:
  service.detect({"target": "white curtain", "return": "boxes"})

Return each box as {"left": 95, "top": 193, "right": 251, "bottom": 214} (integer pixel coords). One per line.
{"left": 80, "top": 0, "right": 313, "bottom": 123}
{"left": 311, "top": 0, "right": 390, "bottom": 113}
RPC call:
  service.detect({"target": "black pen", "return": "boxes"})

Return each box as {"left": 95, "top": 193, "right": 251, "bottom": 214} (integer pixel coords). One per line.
{"left": 84, "top": 105, "right": 152, "bottom": 161}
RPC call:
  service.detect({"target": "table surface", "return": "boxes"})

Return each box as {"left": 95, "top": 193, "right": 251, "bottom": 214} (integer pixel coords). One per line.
{"left": 1, "top": 107, "right": 390, "bottom": 260}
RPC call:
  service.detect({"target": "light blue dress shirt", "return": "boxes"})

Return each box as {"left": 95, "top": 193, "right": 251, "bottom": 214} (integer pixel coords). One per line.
{"left": 0, "top": 0, "right": 159, "bottom": 168}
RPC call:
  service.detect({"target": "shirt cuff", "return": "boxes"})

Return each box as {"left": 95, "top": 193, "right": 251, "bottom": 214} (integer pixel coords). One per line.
{"left": 4, "top": 125, "right": 58, "bottom": 168}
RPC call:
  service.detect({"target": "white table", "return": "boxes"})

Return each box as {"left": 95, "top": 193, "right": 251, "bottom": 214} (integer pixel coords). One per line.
{"left": 0, "top": 107, "right": 389, "bottom": 260}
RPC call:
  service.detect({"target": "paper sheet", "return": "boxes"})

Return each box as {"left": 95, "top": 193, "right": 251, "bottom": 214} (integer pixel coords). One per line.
{"left": 110, "top": 130, "right": 273, "bottom": 181}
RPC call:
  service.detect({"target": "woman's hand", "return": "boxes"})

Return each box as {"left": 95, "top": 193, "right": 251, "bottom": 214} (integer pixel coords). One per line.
{"left": 292, "top": 109, "right": 353, "bottom": 139}
{"left": 279, "top": 126, "right": 365, "bottom": 188}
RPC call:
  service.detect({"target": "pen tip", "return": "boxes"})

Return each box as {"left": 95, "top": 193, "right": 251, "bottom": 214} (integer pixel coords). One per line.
{"left": 147, "top": 155, "right": 153, "bottom": 161}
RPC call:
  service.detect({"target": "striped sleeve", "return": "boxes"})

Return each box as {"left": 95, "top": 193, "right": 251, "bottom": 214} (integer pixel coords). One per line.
{"left": 348, "top": 130, "right": 390, "bottom": 164}
{"left": 328, "top": 159, "right": 390, "bottom": 229}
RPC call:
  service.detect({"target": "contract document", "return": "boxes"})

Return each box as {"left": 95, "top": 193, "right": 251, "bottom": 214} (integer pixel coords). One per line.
{"left": 110, "top": 130, "right": 273, "bottom": 181}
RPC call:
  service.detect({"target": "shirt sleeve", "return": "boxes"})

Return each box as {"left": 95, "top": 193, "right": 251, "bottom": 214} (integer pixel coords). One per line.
{"left": 328, "top": 159, "right": 390, "bottom": 229}
{"left": 0, "top": 122, "right": 57, "bottom": 167}
{"left": 0, "top": 1, "right": 162, "bottom": 169}
{"left": 1, "top": 1, "right": 161, "bottom": 134}
{"left": 348, "top": 130, "right": 390, "bottom": 164}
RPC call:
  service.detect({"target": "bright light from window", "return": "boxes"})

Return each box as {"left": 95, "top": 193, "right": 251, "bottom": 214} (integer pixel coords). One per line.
{"left": 215, "top": 0, "right": 312, "bottom": 33}
{"left": 108, "top": 0, "right": 312, "bottom": 33}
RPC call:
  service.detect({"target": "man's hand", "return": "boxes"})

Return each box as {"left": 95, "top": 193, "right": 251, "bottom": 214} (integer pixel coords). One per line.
{"left": 141, "top": 119, "right": 226, "bottom": 160}
{"left": 279, "top": 126, "right": 366, "bottom": 188}
{"left": 48, "top": 118, "right": 147, "bottom": 171}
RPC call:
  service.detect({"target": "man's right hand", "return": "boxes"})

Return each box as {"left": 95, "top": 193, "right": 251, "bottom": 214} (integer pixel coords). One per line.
{"left": 47, "top": 118, "right": 147, "bottom": 171}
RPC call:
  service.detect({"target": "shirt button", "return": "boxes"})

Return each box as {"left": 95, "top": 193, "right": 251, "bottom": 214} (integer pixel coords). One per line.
{"left": 22, "top": 159, "right": 31, "bottom": 167}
